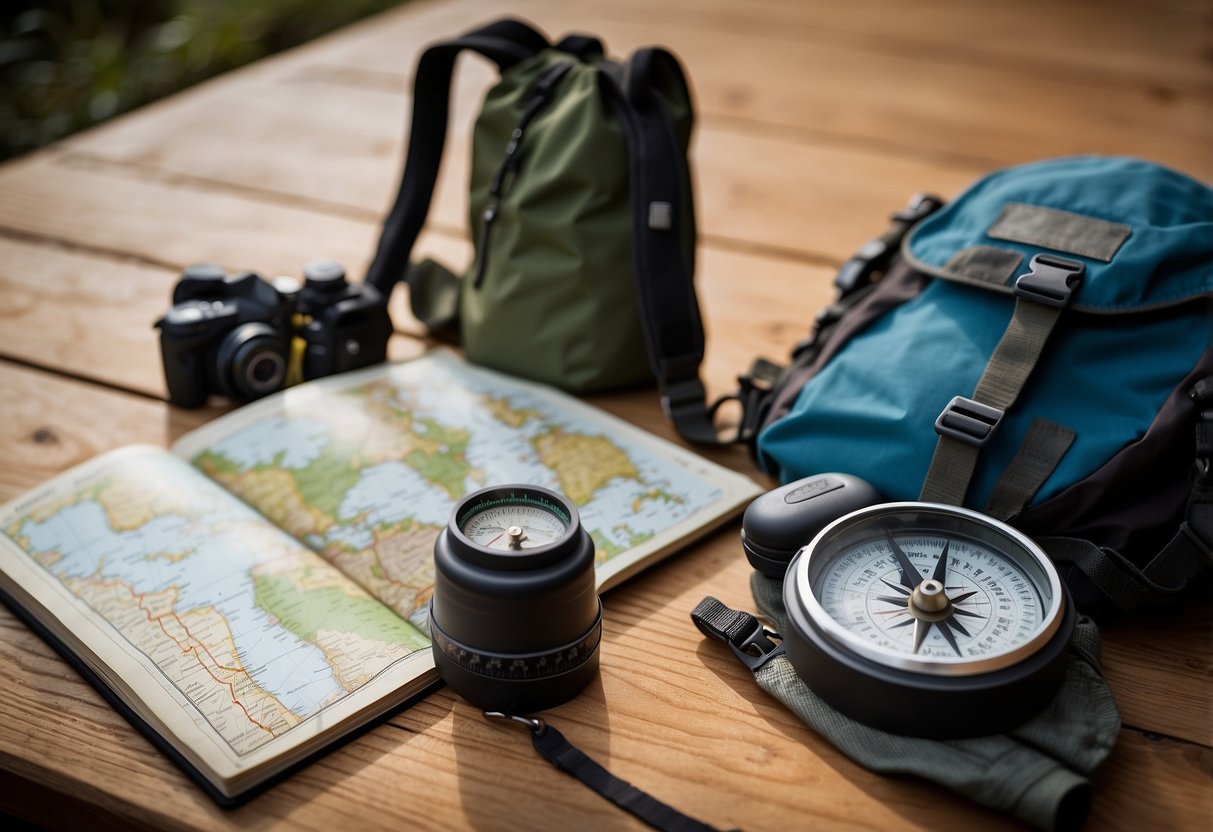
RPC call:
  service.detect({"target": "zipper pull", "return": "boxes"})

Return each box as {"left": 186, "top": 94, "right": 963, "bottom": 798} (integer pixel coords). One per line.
{"left": 472, "top": 203, "right": 498, "bottom": 288}
{"left": 471, "top": 63, "right": 574, "bottom": 291}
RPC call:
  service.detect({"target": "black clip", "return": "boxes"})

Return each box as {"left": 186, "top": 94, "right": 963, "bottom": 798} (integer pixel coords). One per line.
{"left": 691, "top": 596, "right": 785, "bottom": 671}
{"left": 892, "top": 192, "right": 945, "bottom": 224}
{"left": 935, "top": 395, "right": 1004, "bottom": 447}
{"left": 1013, "top": 254, "right": 1085, "bottom": 308}
{"left": 660, "top": 376, "right": 707, "bottom": 423}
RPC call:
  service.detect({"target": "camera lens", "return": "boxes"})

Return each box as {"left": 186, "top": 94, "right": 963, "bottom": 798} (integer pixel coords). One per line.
{"left": 215, "top": 322, "right": 288, "bottom": 400}
{"left": 430, "top": 485, "right": 601, "bottom": 713}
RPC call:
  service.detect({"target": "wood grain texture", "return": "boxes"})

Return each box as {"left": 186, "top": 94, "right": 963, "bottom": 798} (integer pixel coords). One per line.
{"left": 0, "top": 0, "right": 1211, "bottom": 828}
{"left": 0, "top": 364, "right": 1210, "bottom": 832}
{"left": 284, "top": 0, "right": 1213, "bottom": 176}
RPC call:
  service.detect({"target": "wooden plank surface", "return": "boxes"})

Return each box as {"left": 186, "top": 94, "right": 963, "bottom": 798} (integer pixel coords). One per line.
{"left": 0, "top": 0, "right": 1210, "bottom": 829}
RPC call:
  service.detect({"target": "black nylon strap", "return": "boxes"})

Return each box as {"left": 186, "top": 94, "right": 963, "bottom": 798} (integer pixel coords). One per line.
{"left": 1042, "top": 377, "right": 1213, "bottom": 612}
{"left": 1042, "top": 525, "right": 1212, "bottom": 613}
{"left": 691, "top": 596, "right": 785, "bottom": 670}
{"left": 601, "top": 49, "right": 717, "bottom": 444}
{"left": 365, "top": 19, "right": 549, "bottom": 298}
{"left": 530, "top": 722, "right": 726, "bottom": 832}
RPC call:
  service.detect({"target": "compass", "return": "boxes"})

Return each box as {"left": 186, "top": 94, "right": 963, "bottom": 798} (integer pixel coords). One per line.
{"left": 430, "top": 485, "right": 601, "bottom": 713}
{"left": 782, "top": 502, "right": 1074, "bottom": 737}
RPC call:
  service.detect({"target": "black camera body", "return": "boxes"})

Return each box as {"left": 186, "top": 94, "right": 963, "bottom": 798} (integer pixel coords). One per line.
{"left": 156, "top": 261, "right": 391, "bottom": 408}
{"left": 295, "top": 260, "right": 394, "bottom": 380}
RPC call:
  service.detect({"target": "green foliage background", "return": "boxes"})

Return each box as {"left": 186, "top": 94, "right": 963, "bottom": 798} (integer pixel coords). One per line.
{"left": 0, "top": 0, "right": 404, "bottom": 161}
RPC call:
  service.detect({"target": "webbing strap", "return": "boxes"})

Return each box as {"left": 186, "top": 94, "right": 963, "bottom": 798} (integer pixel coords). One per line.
{"left": 364, "top": 19, "right": 549, "bottom": 298}
{"left": 486, "top": 712, "right": 727, "bottom": 832}
{"left": 1042, "top": 377, "right": 1213, "bottom": 612}
{"left": 690, "top": 596, "right": 785, "bottom": 670}
{"left": 601, "top": 49, "right": 716, "bottom": 444}
{"left": 920, "top": 255, "right": 1084, "bottom": 506}
{"left": 1042, "top": 526, "right": 1212, "bottom": 613}
{"left": 985, "top": 418, "right": 1076, "bottom": 521}
{"left": 531, "top": 722, "right": 725, "bottom": 832}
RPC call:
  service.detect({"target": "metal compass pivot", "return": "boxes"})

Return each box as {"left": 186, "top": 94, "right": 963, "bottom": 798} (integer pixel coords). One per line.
{"left": 782, "top": 502, "right": 1075, "bottom": 738}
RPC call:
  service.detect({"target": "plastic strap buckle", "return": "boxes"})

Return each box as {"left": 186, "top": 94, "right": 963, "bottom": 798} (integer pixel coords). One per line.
{"left": 892, "top": 192, "right": 945, "bottom": 224}
{"left": 1013, "top": 254, "right": 1085, "bottom": 308}
{"left": 691, "top": 597, "right": 785, "bottom": 671}
{"left": 935, "top": 395, "right": 1004, "bottom": 447}
{"left": 834, "top": 239, "right": 890, "bottom": 295}
{"left": 660, "top": 376, "right": 708, "bottom": 423}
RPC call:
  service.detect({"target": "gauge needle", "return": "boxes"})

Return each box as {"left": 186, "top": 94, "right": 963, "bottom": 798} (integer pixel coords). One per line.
{"left": 880, "top": 578, "right": 911, "bottom": 597}
{"left": 936, "top": 618, "right": 963, "bottom": 656}
{"left": 931, "top": 540, "right": 950, "bottom": 584}
{"left": 886, "top": 531, "right": 920, "bottom": 588}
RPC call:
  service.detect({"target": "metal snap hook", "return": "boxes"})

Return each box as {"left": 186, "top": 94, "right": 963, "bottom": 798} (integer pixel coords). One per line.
{"left": 483, "top": 711, "right": 545, "bottom": 733}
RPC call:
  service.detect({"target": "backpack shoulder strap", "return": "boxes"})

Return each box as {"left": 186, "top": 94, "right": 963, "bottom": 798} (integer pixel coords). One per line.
{"left": 601, "top": 48, "right": 718, "bottom": 444}
{"left": 365, "top": 19, "right": 549, "bottom": 308}
{"left": 1042, "top": 377, "right": 1213, "bottom": 613}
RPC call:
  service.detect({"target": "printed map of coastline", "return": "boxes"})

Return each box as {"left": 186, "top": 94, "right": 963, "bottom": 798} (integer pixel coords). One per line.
{"left": 1, "top": 354, "right": 738, "bottom": 763}
{"left": 191, "top": 358, "right": 722, "bottom": 629}
{"left": 4, "top": 452, "right": 428, "bottom": 758}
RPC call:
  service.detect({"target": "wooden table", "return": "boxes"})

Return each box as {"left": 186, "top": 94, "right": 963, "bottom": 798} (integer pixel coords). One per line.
{"left": 1, "top": 0, "right": 1209, "bottom": 828}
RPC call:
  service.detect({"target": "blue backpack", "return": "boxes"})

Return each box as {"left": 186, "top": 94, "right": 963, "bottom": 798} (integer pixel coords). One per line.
{"left": 733, "top": 156, "right": 1213, "bottom": 614}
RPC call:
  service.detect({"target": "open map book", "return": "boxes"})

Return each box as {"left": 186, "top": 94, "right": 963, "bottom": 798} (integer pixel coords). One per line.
{"left": 0, "top": 350, "right": 760, "bottom": 805}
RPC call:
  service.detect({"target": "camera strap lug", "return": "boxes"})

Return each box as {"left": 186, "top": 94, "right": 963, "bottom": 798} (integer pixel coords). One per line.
{"left": 483, "top": 711, "right": 730, "bottom": 832}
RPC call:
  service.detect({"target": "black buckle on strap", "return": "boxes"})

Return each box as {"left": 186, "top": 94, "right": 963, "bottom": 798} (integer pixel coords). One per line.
{"left": 1013, "top": 254, "right": 1085, "bottom": 308}
{"left": 892, "top": 192, "right": 945, "bottom": 224}
{"left": 660, "top": 376, "right": 707, "bottom": 422}
{"left": 691, "top": 597, "right": 785, "bottom": 671}
{"left": 935, "top": 396, "right": 1004, "bottom": 447}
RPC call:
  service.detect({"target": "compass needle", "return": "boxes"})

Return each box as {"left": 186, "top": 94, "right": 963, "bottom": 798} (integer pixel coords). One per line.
{"left": 949, "top": 590, "right": 979, "bottom": 605}
{"left": 885, "top": 531, "right": 920, "bottom": 588}
{"left": 931, "top": 540, "right": 951, "bottom": 584}
{"left": 950, "top": 607, "right": 985, "bottom": 619}
{"left": 912, "top": 619, "right": 930, "bottom": 653}
{"left": 936, "top": 618, "right": 963, "bottom": 656}
{"left": 875, "top": 595, "right": 910, "bottom": 606}
{"left": 943, "top": 616, "right": 971, "bottom": 638}
{"left": 880, "top": 578, "right": 911, "bottom": 596}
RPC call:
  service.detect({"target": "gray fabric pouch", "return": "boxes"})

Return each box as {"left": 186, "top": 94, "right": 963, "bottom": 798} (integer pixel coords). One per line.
{"left": 745, "top": 573, "right": 1120, "bottom": 831}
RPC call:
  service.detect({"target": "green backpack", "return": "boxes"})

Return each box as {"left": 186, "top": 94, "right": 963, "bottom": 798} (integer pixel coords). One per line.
{"left": 366, "top": 19, "right": 718, "bottom": 443}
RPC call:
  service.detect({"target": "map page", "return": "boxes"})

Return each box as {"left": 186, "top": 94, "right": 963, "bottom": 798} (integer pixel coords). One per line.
{"left": 0, "top": 447, "right": 436, "bottom": 795}
{"left": 174, "top": 350, "right": 762, "bottom": 626}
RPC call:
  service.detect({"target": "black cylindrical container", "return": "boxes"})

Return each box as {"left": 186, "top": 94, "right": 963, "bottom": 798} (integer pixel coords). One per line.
{"left": 429, "top": 485, "right": 601, "bottom": 713}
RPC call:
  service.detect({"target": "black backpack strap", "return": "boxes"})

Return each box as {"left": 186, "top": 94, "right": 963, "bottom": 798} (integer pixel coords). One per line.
{"left": 601, "top": 48, "right": 717, "bottom": 444}
{"left": 1042, "top": 377, "right": 1213, "bottom": 613}
{"left": 365, "top": 19, "right": 550, "bottom": 316}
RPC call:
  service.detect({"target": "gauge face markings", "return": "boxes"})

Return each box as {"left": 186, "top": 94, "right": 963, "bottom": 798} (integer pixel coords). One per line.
{"left": 460, "top": 501, "right": 569, "bottom": 551}
{"left": 814, "top": 532, "right": 1045, "bottom": 662}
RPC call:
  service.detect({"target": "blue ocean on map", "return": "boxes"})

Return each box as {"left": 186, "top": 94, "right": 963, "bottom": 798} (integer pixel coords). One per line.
{"left": 20, "top": 500, "right": 347, "bottom": 719}
{"left": 207, "top": 416, "right": 331, "bottom": 469}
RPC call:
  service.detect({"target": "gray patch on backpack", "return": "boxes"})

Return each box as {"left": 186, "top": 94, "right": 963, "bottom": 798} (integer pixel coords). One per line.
{"left": 987, "top": 203, "right": 1131, "bottom": 262}
{"left": 944, "top": 245, "right": 1023, "bottom": 285}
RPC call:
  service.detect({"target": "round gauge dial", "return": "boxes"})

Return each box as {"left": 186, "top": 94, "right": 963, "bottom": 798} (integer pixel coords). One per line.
{"left": 431, "top": 484, "right": 601, "bottom": 713}
{"left": 783, "top": 501, "right": 1073, "bottom": 737}
{"left": 460, "top": 499, "right": 570, "bottom": 551}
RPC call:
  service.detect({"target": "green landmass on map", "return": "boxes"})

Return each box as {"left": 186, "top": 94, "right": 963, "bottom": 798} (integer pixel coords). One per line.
{"left": 252, "top": 570, "right": 426, "bottom": 650}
